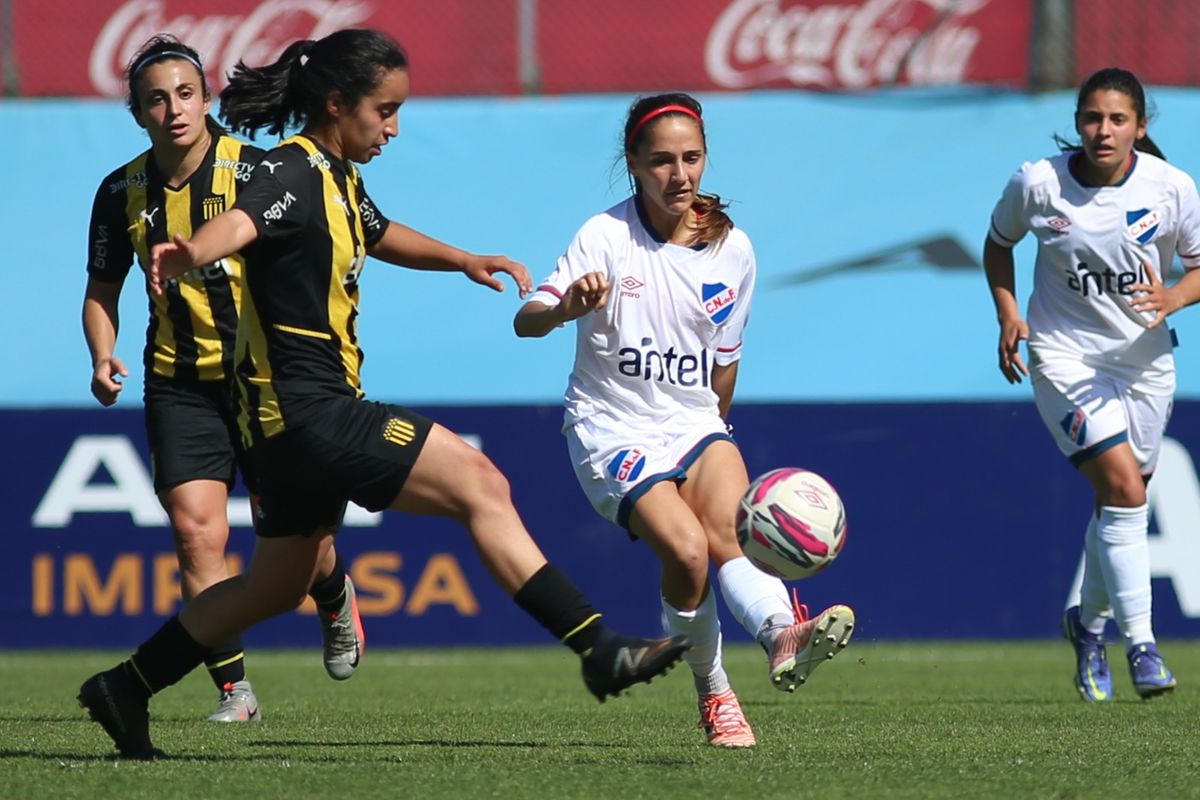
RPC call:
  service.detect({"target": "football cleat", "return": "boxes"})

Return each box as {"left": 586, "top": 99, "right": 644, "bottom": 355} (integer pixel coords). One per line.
{"left": 698, "top": 689, "right": 756, "bottom": 748}
{"left": 77, "top": 665, "right": 165, "bottom": 760}
{"left": 1128, "top": 642, "right": 1177, "bottom": 699}
{"left": 1063, "top": 606, "right": 1113, "bottom": 703}
{"left": 768, "top": 592, "right": 854, "bottom": 693}
{"left": 581, "top": 632, "right": 690, "bottom": 702}
{"left": 320, "top": 577, "right": 365, "bottom": 680}
{"left": 206, "top": 680, "right": 262, "bottom": 722}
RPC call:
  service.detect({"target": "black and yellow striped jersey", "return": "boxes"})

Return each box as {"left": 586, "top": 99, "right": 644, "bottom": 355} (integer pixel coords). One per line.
{"left": 232, "top": 135, "right": 388, "bottom": 443}
{"left": 86, "top": 133, "right": 266, "bottom": 382}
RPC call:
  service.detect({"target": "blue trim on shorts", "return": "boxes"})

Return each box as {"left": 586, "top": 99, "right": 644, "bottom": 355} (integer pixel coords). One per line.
{"left": 1069, "top": 431, "right": 1128, "bottom": 467}
{"left": 615, "top": 432, "right": 735, "bottom": 531}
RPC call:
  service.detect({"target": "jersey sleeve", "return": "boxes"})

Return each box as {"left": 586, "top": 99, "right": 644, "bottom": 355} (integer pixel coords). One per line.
{"left": 527, "top": 217, "right": 613, "bottom": 306}
{"left": 1175, "top": 174, "right": 1200, "bottom": 270}
{"left": 988, "top": 165, "right": 1033, "bottom": 247}
{"left": 711, "top": 241, "right": 755, "bottom": 365}
{"left": 85, "top": 172, "right": 136, "bottom": 284}
{"left": 356, "top": 179, "right": 387, "bottom": 247}
{"left": 235, "top": 147, "right": 311, "bottom": 241}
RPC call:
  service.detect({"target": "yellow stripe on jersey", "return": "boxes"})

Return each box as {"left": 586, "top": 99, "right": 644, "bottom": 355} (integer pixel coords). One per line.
{"left": 290, "top": 137, "right": 365, "bottom": 397}
{"left": 123, "top": 155, "right": 180, "bottom": 380}
{"left": 236, "top": 287, "right": 284, "bottom": 440}
{"left": 272, "top": 322, "right": 333, "bottom": 340}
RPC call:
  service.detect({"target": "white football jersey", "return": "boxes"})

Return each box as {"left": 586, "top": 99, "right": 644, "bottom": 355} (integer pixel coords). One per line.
{"left": 989, "top": 151, "right": 1200, "bottom": 394}
{"left": 529, "top": 196, "right": 755, "bottom": 427}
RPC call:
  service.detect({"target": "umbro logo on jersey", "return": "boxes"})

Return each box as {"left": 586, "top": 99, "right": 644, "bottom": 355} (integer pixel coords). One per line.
{"left": 1047, "top": 216, "right": 1071, "bottom": 233}
{"left": 138, "top": 207, "right": 160, "bottom": 227}
{"left": 259, "top": 160, "right": 283, "bottom": 174}
{"left": 1127, "top": 209, "right": 1161, "bottom": 244}
{"left": 607, "top": 448, "right": 647, "bottom": 482}
{"left": 620, "top": 276, "right": 644, "bottom": 298}
{"left": 702, "top": 283, "right": 737, "bottom": 324}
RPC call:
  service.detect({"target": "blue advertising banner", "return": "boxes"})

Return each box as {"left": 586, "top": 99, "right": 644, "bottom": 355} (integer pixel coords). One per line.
{"left": 4, "top": 403, "right": 1199, "bottom": 647}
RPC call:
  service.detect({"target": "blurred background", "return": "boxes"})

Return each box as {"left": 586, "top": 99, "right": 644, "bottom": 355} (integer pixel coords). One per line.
{"left": 2, "top": 0, "right": 1198, "bottom": 648}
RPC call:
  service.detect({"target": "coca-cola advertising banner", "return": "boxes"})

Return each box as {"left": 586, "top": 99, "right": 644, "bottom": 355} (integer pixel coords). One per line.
{"left": 9, "top": 0, "right": 1029, "bottom": 97}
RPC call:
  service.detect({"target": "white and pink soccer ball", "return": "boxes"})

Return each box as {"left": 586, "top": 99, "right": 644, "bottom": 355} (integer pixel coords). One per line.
{"left": 736, "top": 467, "right": 847, "bottom": 580}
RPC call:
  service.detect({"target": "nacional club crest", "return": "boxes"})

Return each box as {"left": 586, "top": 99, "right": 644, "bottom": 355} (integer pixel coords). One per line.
{"left": 702, "top": 283, "right": 737, "bottom": 324}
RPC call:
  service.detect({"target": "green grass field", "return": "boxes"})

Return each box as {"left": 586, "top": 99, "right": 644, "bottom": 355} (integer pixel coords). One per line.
{"left": 2, "top": 641, "right": 1198, "bottom": 799}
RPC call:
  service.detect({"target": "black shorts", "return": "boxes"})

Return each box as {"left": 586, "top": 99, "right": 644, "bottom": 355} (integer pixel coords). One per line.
{"left": 144, "top": 373, "right": 256, "bottom": 493}
{"left": 249, "top": 395, "right": 434, "bottom": 538}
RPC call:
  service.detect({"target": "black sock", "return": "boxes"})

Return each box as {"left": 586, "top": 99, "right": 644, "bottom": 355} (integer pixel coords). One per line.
{"left": 309, "top": 549, "right": 348, "bottom": 614}
{"left": 126, "top": 615, "right": 211, "bottom": 695}
{"left": 513, "top": 563, "right": 608, "bottom": 654}
{"left": 204, "top": 637, "right": 247, "bottom": 690}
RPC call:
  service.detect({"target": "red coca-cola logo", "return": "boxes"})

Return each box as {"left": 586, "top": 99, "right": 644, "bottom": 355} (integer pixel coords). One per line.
{"left": 704, "top": 0, "right": 988, "bottom": 90}
{"left": 88, "top": 0, "right": 374, "bottom": 97}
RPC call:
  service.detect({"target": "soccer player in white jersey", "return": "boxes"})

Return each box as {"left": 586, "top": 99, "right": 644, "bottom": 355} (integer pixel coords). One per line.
{"left": 984, "top": 68, "right": 1200, "bottom": 702}
{"left": 515, "top": 93, "right": 855, "bottom": 747}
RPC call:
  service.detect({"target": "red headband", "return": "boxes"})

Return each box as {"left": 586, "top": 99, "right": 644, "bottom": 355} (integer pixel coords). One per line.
{"left": 626, "top": 104, "right": 703, "bottom": 147}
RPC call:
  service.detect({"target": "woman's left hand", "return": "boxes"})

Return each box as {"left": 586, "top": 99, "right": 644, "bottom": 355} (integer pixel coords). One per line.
{"left": 464, "top": 254, "right": 533, "bottom": 297}
{"left": 1129, "top": 260, "right": 1181, "bottom": 329}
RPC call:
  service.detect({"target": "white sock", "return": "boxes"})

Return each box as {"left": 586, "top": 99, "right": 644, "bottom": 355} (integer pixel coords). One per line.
{"left": 662, "top": 590, "right": 729, "bottom": 695}
{"left": 717, "top": 556, "right": 792, "bottom": 645}
{"left": 1079, "top": 512, "right": 1112, "bottom": 635}
{"left": 1096, "top": 504, "right": 1154, "bottom": 645}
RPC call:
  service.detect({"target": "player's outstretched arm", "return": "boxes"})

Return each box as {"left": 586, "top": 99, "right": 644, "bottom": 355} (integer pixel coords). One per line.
{"left": 514, "top": 272, "right": 610, "bottom": 338}
{"left": 368, "top": 221, "right": 532, "bottom": 294}
{"left": 982, "top": 236, "right": 1029, "bottom": 384}
{"left": 148, "top": 209, "right": 258, "bottom": 295}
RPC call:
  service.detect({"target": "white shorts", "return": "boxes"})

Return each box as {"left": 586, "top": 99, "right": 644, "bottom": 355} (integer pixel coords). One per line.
{"left": 565, "top": 409, "right": 732, "bottom": 529}
{"left": 1031, "top": 352, "right": 1173, "bottom": 473}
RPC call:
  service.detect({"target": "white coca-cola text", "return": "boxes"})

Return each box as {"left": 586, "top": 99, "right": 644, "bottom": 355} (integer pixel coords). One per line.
{"left": 89, "top": 0, "right": 373, "bottom": 97}
{"left": 705, "top": 0, "right": 989, "bottom": 90}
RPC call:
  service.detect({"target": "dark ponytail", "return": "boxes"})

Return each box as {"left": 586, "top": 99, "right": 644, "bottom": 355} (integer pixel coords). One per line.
{"left": 621, "top": 92, "right": 734, "bottom": 247}
{"left": 1054, "top": 66, "right": 1166, "bottom": 160}
{"left": 220, "top": 28, "right": 408, "bottom": 139}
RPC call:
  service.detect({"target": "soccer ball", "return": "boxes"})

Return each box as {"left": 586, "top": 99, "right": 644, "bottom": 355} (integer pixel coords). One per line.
{"left": 736, "top": 467, "right": 847, "bottom": 580}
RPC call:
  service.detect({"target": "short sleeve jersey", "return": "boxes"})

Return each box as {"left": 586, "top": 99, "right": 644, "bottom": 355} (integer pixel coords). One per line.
{"left": 232, "top": 135, "right": 388, "bottom": 444}
{"left": 528, "top": 196, "right": 755, "bottom": 427}
{"left": 989, "top": 151, "right": 1200, "bottom": 393}
{"left": 86, "top": 134, "right": 264, "bottom": 382}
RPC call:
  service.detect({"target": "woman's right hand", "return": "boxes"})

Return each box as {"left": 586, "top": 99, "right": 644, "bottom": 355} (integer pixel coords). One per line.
{"left": 91, "top": 355, "right": 128, "bottom": 406}
{"left": 559, "top": 272, "right": 610, "bottom": 322}
{"left": 998, "top": 316, "right": 1029, "bottom": 384}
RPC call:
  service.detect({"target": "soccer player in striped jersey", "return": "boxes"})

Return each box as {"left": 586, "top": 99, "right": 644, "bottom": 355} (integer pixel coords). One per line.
{"left": 82, "top": 36, "right": 363, "bottom": 725}
{"left": 984, "top": 67, "right": 1200, "bottom": 702}
{"left": 78, "top": 29, "right": 688, "bottom": 760}
{"left": 515, "top": 94, "right": 855, "bottom": 747}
